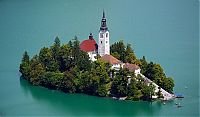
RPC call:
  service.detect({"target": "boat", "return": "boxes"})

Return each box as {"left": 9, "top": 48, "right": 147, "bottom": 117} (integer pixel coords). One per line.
{"left": 175, "top": 94, "right": 184, "bottom": 98}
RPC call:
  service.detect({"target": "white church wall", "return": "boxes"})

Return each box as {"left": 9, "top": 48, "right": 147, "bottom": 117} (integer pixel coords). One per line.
{"left": 88, "top": 51, "right": 97, "bottom": 61}
{"left": 135, "top": 69, "right": 141, "bottom": 76}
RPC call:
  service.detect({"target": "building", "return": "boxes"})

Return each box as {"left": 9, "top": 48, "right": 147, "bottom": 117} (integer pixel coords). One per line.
{"left": 123, "top": 63, "right": 141, "bottom": 76}
{"left": 98, "top": 11, "right": 110, "bottom": 57}
{"left": 80, "top": 11, "right": 141, "bottom": 75}
{"left": 78, "top": 11, "right": 174, "bottom": 100}
{"left": 80, "top": 33, "right": 98, "bottom": 61}
{"left": 100, "top": 54, "right": 123, "bottom": 70}
{"left": 80, "top": 11, "right": 110, "bottom": 61}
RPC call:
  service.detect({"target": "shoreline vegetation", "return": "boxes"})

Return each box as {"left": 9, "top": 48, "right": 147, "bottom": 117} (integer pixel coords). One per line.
{"left": 19, "top": 37, "right": 174, "bottom": 101}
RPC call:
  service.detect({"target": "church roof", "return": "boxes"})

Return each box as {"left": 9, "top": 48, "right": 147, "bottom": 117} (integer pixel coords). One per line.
{"left": 100, "top": 54, "right": 122, "bottom": 65}
{"left": 123, "top": 63, "right": 140, "bottom": 71}
{"left": 80, "top": 33, "right": 97, "bottom": 52}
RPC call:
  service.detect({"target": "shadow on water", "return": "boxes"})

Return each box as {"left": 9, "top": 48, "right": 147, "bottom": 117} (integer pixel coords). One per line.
{"left": 20, "top": 78, "right": 163, "bottom": 116}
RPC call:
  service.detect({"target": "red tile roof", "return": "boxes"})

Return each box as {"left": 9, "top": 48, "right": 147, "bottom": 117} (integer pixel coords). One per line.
{"left": 100, "top": 54, "right": 122, "bottom": 65}
{"left": 123, "top": 63, "right": 140, "bottom": 71}
{"left": 80, "top": 38, "right": 97, "bottom": 52}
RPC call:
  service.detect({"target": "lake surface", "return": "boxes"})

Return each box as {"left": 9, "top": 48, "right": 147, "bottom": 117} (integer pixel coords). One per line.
{"left": 0, "top": 0, "right": 199, "bottom": 116}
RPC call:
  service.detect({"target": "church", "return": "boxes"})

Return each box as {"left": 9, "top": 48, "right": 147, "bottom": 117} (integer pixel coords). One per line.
{"left": 80, "top": 11, "right": 109, "bottom": 61}
{"left": 80, "top": 11, "right": 140, "bottom": 75}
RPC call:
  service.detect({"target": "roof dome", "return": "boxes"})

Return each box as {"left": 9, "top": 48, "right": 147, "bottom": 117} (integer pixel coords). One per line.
{"left": 80, "top": 33, "right": 97, "bottom": 52}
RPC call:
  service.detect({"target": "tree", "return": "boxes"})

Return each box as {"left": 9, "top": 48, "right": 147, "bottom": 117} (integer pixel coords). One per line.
{"left": 77, "top": 71, "right": 98, "bottom": 95}
{"left": 125, "top": 44, "right": 137, "bottom": 63}
{"left": 72, "top": 36, "right": 80, "bottom": 65}
{"left": 62, "top": 70, "right": 76, "bottom": 93}
{"left": 58, "top": 44, "right": 72, "bottom": 71}
{"left": 97, "top": 84, "right": 108, "bottom": 97}
{"left": 20, "top": 51, "right": 31, "bottom": 80}
{"left": 51, "top": 36, "right": 61, "bottom": 63}
{"left": 139, "top": 56, "right": 148, "bottom": 74}
{"left": 127, "top": 78, "right": 142, "bottom": 100}
{"left": 29, "top": 55, "right": 45, "bottom": 85}
{"left": 22, "top": 51, "right": 30, "bottom": 63}
{"left": 110, "top": 40, "right": 126, "bottom": 62}
{"left": 141, "top": 83, "right": 155, "bottom": 100}
{"left": 54, "top": 36, "right": 61, "bottom": 47}
{"left": 77, "top": 51, "right": 91, "bottom": 71}
{"left": 40, "top": 72, "right": 64, "bottom": 90}
{"left": 19, "top": 61, "right": 31, "bottom": 80}
{"left": 39, "top": 47, "right": 59, "bottom": 72}
{"left": 110, "top": 68, "right": 129, "bottom": 97}
{"left": 91, "top": 60, "right": 111, "bottom": 84}
{"left": 87, "top": 60, "right": 111, "bottom": 96}
{"left": 111, "top": 52, "right": 120, "bottom": 60}
{"left": 144, "top": 62, "right": 154, "bottom": 80}
{"left": 161, "top": 77, "right": 174, "bottom": 93}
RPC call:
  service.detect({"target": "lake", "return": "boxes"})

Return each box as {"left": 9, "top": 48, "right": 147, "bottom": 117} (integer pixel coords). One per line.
{"left": 0, "top": 0, "right": 199, "bottom": 116}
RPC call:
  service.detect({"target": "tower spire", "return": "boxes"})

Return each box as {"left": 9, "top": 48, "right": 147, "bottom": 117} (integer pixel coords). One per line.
{"left": 103, "top": 10, "right": 105, "bottom": 18}
{"left": 98, "top": 11, "right": 110, "bottom": 56}
{"left": 100, "top": 10, "right": 108, "bottom": 31}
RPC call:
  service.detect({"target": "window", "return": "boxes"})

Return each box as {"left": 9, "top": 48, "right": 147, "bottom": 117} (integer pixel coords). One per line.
{"left": 100, "top": 33, "right": 103, "bottom": 38}
{"left": 106, "top": 33, "right": 108, "bottom": 37}
{"left": 106, "top": 41, "right": 107, "bottom": 43}
{"left": 101, "top": 41, "right": 102, "bottom": 44}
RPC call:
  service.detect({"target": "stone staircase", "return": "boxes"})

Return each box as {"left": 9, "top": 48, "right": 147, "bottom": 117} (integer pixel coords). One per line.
{"left": 139, "top": 73, "right": 175, "bottom": 100}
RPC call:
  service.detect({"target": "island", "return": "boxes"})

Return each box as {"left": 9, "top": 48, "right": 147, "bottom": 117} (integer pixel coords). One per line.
{"left": 19, "top": 11, "right": 174, "bottom": 101}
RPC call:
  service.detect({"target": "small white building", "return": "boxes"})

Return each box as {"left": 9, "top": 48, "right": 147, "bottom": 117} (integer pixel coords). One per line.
{"left": 100, "top": 54, "right": 123, "bottom": 71}
{"left": 80, "top": 33, "right": 98, "bottom": 61}
{"left": 123, "top": 63, "right": 141, "bottom": 76}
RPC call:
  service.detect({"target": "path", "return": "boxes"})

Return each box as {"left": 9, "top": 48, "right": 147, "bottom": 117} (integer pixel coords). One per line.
{"left": 139, "top": 73, "right": 175, "bottom": 100}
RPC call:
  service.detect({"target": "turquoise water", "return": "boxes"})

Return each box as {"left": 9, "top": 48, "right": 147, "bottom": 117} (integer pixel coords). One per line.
{"left": 0, "top": 0, "right": 199, "bottom": 116}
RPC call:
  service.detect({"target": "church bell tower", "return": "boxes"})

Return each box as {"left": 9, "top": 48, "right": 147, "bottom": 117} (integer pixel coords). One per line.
{"left": 98, "top": 11, "right": 110, "bottom": 56}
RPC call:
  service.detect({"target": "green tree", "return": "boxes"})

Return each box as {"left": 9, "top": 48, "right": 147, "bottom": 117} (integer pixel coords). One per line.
{"left": 20, "top": 51, "right": 31, "bottom": 80}
{"left": 77, "top": 51, "right": 91, "bottom": 71}
{"left": 58, "top": 44, "right": 72, "bottom": 71}
{"left": 29, "top": 55, "right": 45, "bottom": 85}
{"left": 125, "top": 44, "right": 137, "bottom": 63}
{"left": 53, "top": 36, "right": 60, "bottom": 57}
{"left": 40, "top": 72, "right": 64, "bottom": 90}
{"left": 127, "top": 78, "right": 142, "bottom": 100}
{"left": 144, "top": 62, "right": 154, "bottom": 80}
{"left": 111, "top": 52, "right": 120, "bottom": 60}
{"left": 97, "top": 84, "right": 108, "bottom": 97}
{"left": 39, "top": 47, "right": 59, "bottom": 72}
{"left": 22, "top": 51, "right": 30, "bottom": 63}
{"left": 110, "top": 40, "right": 126, "bottom": 62}
{"left": 141, "top": 83, "right": 155, "bottom": 100}
{"left": 51, "top": 36, "right": 61, "bottom": 66}
{"left": 72, "top": 36, "right": 80, "bottom": 65}
{"left": 161, "top": 77, "right": 174, "bottom": 93}
{"left": 91, "top": 60, "right": 111, "bottom": 84}
{"left": 110, "top": 68, "right": 129, "bottom": 97}
{"left": 62, "top": 70, "right": 76, "bottom": 93}
{"left": 77, "top": 71, "right": 98, "bottom": 95}
{"left": 139, "top": 56, "right": 148, "bottom": 74}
